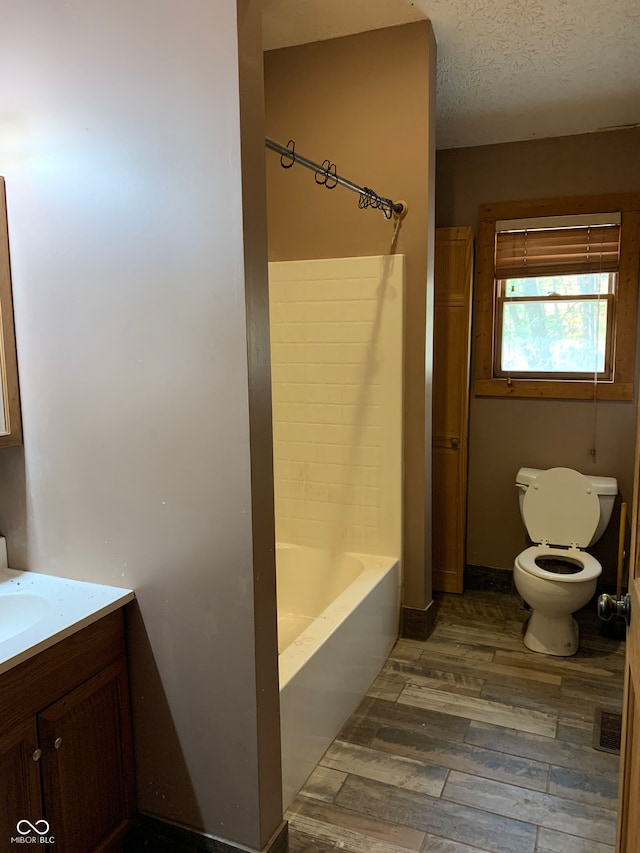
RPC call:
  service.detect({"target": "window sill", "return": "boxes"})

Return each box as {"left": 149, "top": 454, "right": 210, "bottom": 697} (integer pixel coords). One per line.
{"left": 474, "top": 378, "right": 633, "bottom": 401}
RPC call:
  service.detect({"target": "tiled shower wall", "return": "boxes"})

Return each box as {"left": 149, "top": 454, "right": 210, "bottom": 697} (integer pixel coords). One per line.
{"left": 268, "top": 255, "right": 404, "bottom": 557}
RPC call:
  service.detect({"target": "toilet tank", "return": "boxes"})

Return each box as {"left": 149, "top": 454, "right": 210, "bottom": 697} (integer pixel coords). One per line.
{"left": 515, "top": 467, "right": 618, "bottom": 545}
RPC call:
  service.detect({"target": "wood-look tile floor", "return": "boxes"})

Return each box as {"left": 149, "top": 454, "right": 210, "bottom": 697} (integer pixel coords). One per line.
{"left": 286, "top": 589, "right": 625, "bottom": 853}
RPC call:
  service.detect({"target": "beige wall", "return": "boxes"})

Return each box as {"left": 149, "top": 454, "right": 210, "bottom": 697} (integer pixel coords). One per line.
{"left": 269, "top": 255, "right": 404, "bottom": 557}
{"left": 0, "top": 1, "right": 281, "bottom": 849}
{"left": 436, "top": 128, "right": 640, "bottom": 577}
{"left": 264, "top": 21, "right": 436, "bottom": 609}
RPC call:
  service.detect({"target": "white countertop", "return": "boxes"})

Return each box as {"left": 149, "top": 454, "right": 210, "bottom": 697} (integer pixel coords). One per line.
{"left": 0, "top": 541, "right": 134, "bottom": 675}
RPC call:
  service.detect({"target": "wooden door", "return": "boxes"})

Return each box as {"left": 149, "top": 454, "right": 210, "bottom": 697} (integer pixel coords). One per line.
{"left": 432, "top": 227, "right": 474, "bottom": 594}
{"left": 617, "top": 414, "right": 640, "bottom": 851}
{"left": 0, "top": 718, "right": 43, "bottom": 843}
{"left": 38, "top": 657, "right": 135, "bottom": 852}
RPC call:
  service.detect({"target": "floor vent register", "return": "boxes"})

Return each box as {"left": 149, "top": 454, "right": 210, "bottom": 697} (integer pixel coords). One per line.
{"left": 593, "top": 708, "right": 623, "bottom": 754}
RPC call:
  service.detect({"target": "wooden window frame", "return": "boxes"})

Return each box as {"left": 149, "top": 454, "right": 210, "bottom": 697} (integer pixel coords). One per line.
{"left": 474, "top": 193, "right": 640, "bottom": 400}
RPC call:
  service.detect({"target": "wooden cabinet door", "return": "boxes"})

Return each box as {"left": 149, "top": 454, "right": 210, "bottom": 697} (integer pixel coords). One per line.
{"left": 432, "top": 227, "right": 474, "bottom": 593}
{"left": 617, "top": 409, "right": 640, "bottom": 852}
{"left": 0, "top": 718, "right": 43, "bottom": 844}
{"left": 38, "top": 658, "right": 135, "bottom": 853}
{"left": 617, "top": 575, "right": 640, "bottom": 852}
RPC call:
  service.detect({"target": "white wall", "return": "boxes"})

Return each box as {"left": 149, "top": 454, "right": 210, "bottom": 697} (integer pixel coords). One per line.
{"left": 269, "top": 256, "right": 404, "bottom": 557}
{"left": 0, "top": 1, "right": 281, "bottom": 848}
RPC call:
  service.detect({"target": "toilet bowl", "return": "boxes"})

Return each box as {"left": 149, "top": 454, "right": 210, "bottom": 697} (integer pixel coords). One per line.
{"left": 514, "top": 467, "right": 617, "bottom": 657}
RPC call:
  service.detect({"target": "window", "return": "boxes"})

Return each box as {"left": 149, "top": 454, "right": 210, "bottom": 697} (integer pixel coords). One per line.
{"left": 495, "top": 214, "right": 620, "bottom": 380}
{"left": 474, "top": 195, "right": 640, "bottom": 400}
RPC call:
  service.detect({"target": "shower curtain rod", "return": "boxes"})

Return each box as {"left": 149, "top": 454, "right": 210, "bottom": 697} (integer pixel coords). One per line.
{"left": 265, "top": 137, "right": 408, "bottom": 221}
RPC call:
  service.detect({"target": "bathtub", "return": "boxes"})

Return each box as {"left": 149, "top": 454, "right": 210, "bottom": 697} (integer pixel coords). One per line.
{"left": 277, "top": 543, "right": 401, "bottom": 808}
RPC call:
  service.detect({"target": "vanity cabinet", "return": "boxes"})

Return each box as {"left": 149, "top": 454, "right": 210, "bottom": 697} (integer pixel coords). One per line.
{"left": 0, "top": 610, "right": 135, "bottom": 851}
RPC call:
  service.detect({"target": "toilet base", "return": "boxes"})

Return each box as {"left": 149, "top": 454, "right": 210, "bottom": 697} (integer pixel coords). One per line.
{"left": 523, "top": 611, "right": 579, "bottom": 657}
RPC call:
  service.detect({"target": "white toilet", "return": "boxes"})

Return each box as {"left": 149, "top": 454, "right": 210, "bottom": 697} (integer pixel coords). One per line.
{"left": 514, "top": 466, "right": 618, "bottom": 657}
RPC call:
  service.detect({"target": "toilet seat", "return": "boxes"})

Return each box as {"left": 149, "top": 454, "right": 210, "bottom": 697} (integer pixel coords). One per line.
{"left": 518, "top": 468, "right": 602, "bottom": 584}
{"left": 516, "top": 545, "right": 601, "bottom": 583}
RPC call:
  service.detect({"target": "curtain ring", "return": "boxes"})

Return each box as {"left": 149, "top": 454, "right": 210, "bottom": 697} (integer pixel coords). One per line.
{"left": 280, "top": 140, "right": 296, "bottom": 169}
{"left": 315, "top": 159, "right": 331, "bottom": 185}
{"left": 325, "top": 162, "right": 338, "bottom": 189}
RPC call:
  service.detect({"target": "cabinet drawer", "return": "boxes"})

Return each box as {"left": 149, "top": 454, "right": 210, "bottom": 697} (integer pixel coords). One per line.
{"left": 0, "top": 610, "right": 126, "bottom": 733}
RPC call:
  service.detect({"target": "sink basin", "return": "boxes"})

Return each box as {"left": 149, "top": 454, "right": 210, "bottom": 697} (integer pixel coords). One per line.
{"left": 0, "top": 594, "right": 49, "bottom": 643}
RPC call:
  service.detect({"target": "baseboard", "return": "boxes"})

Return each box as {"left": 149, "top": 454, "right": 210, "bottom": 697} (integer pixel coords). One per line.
{"left": 124, "top": 814, "right": 288, "bottom": 853}
{"left": 464, "top": 566, "right": 623, "bottom": 599}
{"left": 464, "top": 564, "right": 514, "bottom": 593}
{"left": 400, "top": 601, "right": 437, "bottom": 641}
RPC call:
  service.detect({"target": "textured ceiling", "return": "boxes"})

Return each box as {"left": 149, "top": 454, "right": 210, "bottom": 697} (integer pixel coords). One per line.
{"left": 261, "top": 0, "right": 640, "bottom": 149}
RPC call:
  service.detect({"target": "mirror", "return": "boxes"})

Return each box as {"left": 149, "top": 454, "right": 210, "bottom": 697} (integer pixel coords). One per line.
{"left": 0, "top": 178, "right": 22, "bottom": 446}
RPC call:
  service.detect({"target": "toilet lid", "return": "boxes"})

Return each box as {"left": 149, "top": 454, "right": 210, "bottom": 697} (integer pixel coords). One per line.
{"left": 522, "top": 467, "right": 600, "bottom": 548}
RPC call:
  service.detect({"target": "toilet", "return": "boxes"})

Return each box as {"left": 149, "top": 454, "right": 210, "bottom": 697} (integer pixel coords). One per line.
{"left": 514, "top": 466, "right": 618, "bottom": 656}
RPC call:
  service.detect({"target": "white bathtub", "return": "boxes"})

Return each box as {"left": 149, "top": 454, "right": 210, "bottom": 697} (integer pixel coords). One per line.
{"left": 277, "top": 543, "right": 401, "bottom": 808}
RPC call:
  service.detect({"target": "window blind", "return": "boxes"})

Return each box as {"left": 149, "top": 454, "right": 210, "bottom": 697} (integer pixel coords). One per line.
{"left": 495, "top": 222, "right": 621, "bottom": 279}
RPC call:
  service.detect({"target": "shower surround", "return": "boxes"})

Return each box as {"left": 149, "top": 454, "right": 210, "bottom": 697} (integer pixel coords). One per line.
{"left": 268, "top": 254, "right": 404, "bottom": 805}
